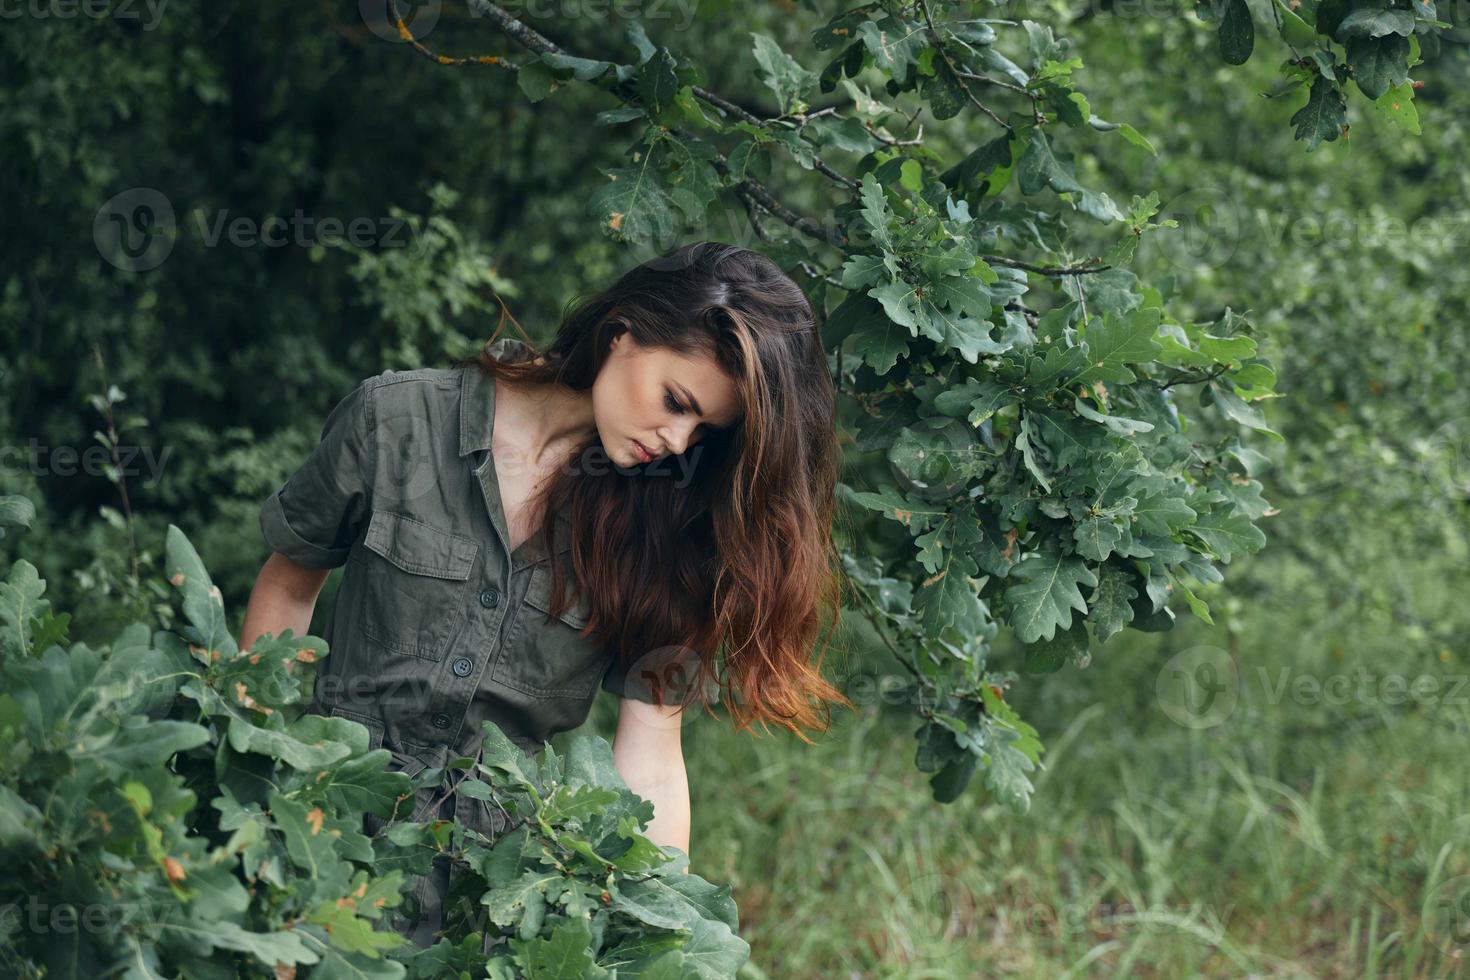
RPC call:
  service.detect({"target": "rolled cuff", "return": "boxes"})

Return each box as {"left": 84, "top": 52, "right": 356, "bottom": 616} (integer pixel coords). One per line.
{"left": 260, "top": 488, "right": 352, "bottom": 568}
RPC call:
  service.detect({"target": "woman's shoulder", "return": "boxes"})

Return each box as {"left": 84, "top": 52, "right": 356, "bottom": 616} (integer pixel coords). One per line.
{"left": 358, "top": 365, "right": 467, "bottom": 396}
{"left": 345, "top": 367, "right": 470, "bottom": 425}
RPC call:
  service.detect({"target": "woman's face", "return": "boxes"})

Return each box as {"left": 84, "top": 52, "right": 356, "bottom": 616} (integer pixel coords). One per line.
{"left": 592, "top": 330, "right": 742, "bottom": 467}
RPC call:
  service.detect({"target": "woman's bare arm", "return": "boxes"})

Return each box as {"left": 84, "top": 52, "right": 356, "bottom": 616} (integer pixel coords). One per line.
{"left": 611, "top": 699, "right": 691, "bottom": 857}
{"left": 238, "top": 552, "right": 333, "bottom": 651}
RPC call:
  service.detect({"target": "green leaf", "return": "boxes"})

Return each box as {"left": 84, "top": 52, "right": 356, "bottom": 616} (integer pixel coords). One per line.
{"left": 1290, "top": 75, "right": 1347, "bottom": 150}
{"left": 517, "top": 61, "right": 564, "bottom": 103}
{"left": 750, "top": 33, "right": 817, "bottom": 114}
{"left": 929, "top": 754, "right": 976, "bottom": 803}
{"left": 484, "top": 868, "right": 562, "bottom": 932}
{"left": 869, "top": 279, "right": 923, "bottom": 333}
{"left": 323, "top": 751, "right": 414, "bottom": 819}
{"left": 858, "top": 15, "right": 926, "bottom": 85}
{"left": 920, "top": 56, "right": 971, "bottom": 120}
{"left": 541, "top": 52, "right": 614, "bottom": 82}
{"left": 1218, "top": 0, "right": 1255, "bottom": 65}
{"left": 1335, "top": 7, "right": 1416, "bottom": 38}
{"left": 913, "top": 524, "right": 989, "bottom": 638}
{"left": 510, "top": 915, "right": 609, "bottom": 979}
{"left": 915, "top": 295, "right": 1005, "bottom": 363}
{"left": 203, "top": 921, "right": 322, "bottom": 968}
{"left": 1210, "top": 383, "right": 1284, "bottom": 441}
{"left": 90, "top": 720, "right": 210, "bottom": 775}
{"left": 0, "top": 560, "right": 46, "bottom": 658}
{"left": 1018, "top": 129, "right": 1079, "bottom": 198}
{"left": 227, "top": 714, "right": 356, "bottom": 770}
{"left": 1274, "top": 0, "right": 1319, "bottom": 47}
{"left": 1115, "top": 122, "right": 1157, "bottom": 156}
{"left": 587, "top": 148, "right": 674, "bottom": 245}
{"left": 1170, "top": 572, "right": 1214, "bottom": 625}
{"left": 1372, "top": 81, "right": 1420, "bottom": 134}
{"left": 1068, "top": 308, "right": 1163, "bottom": 387}
{"left": 0, "top": 494, "right": 36, "bottom": 536}
{"left": 166, "top": 525, "right": 239, "bottom": 660}
{"left": 1088, "top": 565, "right": 1138, "bottom": 641}
{"left": 0, "top": 783, "right": 45, "bottom": 849}
{"left": 1073, "top": 396, "right": 1154, "bottom": 436}
{"left": 1348, "top": 33, "right": 1410, "bottom": 99}
{"left": 1073, "top": 513, "right": 1125, "bottom": 562}
{"left": 1186, "top": 509, "right": 1268, "bottom": 563}
{"left": 1131, "top": 491, "right": 1198, "bottom": 537}
{"left": 1005, "top": 550, "right": 1098, "bottom": 643}
{"left": 1023, "top": 620, "right": 1088, "bottom": 673}
{"left": 981, "top": 728, "right": 1038, "bottom": 814}
{"left": 933, "top": 380, "right": 1019, "bottom": 427}
{"left": 636, "top": 48, "right": 680, "bottom": 120}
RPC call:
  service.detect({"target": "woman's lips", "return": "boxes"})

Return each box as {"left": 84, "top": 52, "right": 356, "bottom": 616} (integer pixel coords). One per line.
{"left": 632, "top": 440, "right": 655, "bottom": 463}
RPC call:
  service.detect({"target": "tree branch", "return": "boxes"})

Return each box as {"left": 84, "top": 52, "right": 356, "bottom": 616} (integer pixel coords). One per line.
{"left": 916, "top": 0, "right": 1011, "bottom": 131}
{"left": 983, "top": 255, "right": 1110, "bottom": 276}
{"left": 458, "top": 0, "right": 850, "bottom": 250}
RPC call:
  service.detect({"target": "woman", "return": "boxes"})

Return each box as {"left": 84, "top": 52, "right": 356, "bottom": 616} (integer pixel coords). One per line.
{"left": 237, "top": 240, "right": 854, "bottom": 946}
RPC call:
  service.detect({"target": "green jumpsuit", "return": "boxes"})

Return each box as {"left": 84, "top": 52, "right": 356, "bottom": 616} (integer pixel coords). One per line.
{"left": 259, "top": 338, "right": 658, "bottom": 944}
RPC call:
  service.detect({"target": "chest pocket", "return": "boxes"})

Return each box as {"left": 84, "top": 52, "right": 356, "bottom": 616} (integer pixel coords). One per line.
{"left": 493, "top": 560, "right": 606, "bottom": 699}
{"left": 358, "top": 510, "right": 478, "bottom": 662}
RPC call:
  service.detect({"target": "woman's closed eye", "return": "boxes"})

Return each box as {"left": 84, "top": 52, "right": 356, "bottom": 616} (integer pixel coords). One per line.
{"left": 666, "top": 390, "right": 706, "bottom": 431}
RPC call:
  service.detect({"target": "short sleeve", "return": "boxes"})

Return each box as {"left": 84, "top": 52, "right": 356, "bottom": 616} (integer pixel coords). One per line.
{"left": 601, "top": 646, "right": 717, "bottom": 705}
{"left": 259, "top": 380, "right": 376, "bottom": 568}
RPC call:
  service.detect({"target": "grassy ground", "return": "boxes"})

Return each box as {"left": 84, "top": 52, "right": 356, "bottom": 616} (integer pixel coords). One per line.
{"left": 575, "top": 547, "right": 1470, "bottom": 979}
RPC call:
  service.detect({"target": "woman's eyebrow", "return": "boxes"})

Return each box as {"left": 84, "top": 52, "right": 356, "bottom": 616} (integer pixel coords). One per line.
{"left": 674, "top": 381, "right": 705, "bottom": 418}
{"left": 676, "top": 379, "right": 739, "bottom": 429}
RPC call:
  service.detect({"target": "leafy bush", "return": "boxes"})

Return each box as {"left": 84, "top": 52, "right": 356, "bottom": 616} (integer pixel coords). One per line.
{"left": 0, "top": 502, "right": 748, "bottom": 979}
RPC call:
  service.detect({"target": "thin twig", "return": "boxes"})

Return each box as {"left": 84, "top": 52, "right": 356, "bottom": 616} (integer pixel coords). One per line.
{"left": 916, "top": 0, "right": 1011, "bottom": 130}
{"left": 89, "top": 344, "right": 138, "bottom": 585}
{"left": 387, "top": 0, "right": 516, "bottom": 69}
{"left": 984, "top": 255, "right": 1111, "bottom": 276}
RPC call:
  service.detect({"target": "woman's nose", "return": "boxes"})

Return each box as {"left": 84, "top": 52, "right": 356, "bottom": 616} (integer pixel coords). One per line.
{"left": 663, "top": 420, "right": 700, "bottom": 455}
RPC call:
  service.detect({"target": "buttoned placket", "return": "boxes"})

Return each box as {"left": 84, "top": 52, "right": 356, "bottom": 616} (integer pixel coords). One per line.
{"left": 427, "top": 363, "right": 563, "bottom": 756}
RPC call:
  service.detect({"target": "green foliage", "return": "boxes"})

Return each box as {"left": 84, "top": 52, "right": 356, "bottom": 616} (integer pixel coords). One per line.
{"left": 317, "top": 0, "right": 1462, "bottom": 816}
{"left": 504, "top": 2, "right": 1301, "bottom": 810}
{"left": 2, "top": 0, "right": 1462, "bottom": 838}
{"left": 0, "top": 509, "right": 746, "bottom": 978}
{"left": 333, "top": 182, "right": 516, "bottom": 371}
{"left": 1197, "top": 0, "right": 1440, "bottom": 149}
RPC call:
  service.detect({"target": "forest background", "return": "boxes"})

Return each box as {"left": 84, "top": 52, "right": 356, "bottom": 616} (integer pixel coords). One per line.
{"left": 3, "top": 0, "right": 1469, "bottom": 975}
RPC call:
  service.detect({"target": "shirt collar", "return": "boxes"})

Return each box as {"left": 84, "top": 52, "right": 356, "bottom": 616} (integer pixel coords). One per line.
{"left": 458, "top": 337, "right": 534, "bottom": 457}
{"left": 457, "top": 339, "right": 575, "bottom": 549}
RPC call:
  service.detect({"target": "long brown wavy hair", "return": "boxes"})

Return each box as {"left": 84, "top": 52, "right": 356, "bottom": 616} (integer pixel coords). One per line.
{"left": 454, "top": 241, "right": 854, "bottom": 742}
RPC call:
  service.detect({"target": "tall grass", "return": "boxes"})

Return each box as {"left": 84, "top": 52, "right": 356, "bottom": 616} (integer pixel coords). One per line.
{"left": 578, "top": 544, "right": 1470, "bottom": 978}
